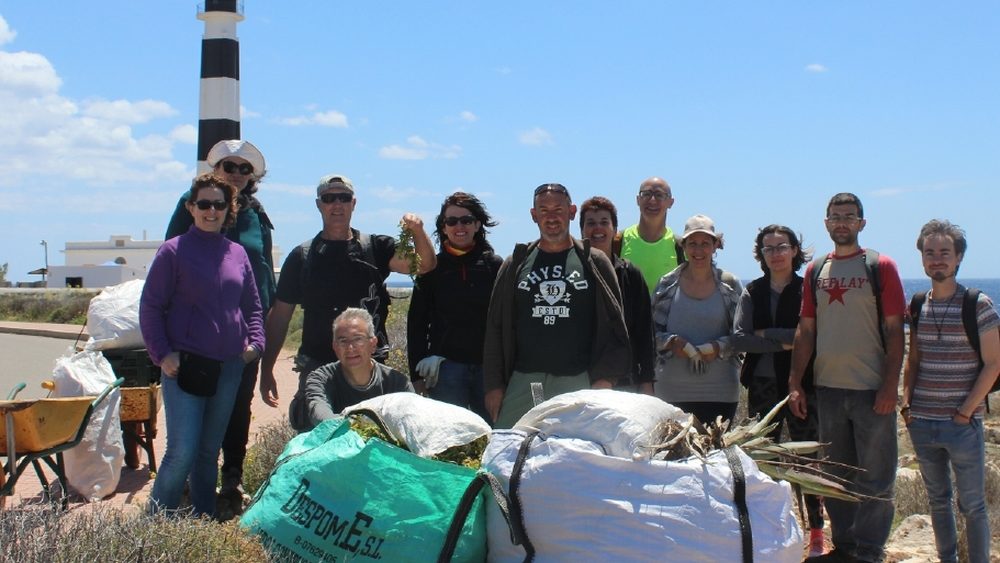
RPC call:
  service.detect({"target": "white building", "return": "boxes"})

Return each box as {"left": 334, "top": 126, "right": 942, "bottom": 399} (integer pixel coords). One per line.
{"left": 46, "top": 235, "right": 283, "bottom": 289}
{"left": 48, "top": 235, "right": 161, "bottom": 288}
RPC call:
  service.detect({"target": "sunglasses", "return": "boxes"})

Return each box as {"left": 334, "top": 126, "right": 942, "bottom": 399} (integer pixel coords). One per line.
{"left": 534, "top": 183, "right": 569, "bottom": 196}
{"left": 220, "top": 161, "right": 254, "bottom": 175}
{"left": 194, "top": 199, "right": 229, "bottom": 211}
{"left": 319, "top": 192, "right": 353, "bottom": 204}
{"left": 443, "top": 215, "right": 477, "bottom": 227}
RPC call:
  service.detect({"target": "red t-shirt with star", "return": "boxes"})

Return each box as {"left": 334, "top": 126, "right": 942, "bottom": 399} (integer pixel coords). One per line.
{"left": 800, "top": 249, "right": 905, "bottom": 390}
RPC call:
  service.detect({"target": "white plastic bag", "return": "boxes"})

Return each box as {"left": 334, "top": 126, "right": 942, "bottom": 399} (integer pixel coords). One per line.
{"left": 84, "top": 279, "right": 145, "bottom": 351}
{"left": 483, "top": 390, "right": 803, "bottom": 562}
{"left": 52, "top": 350, "right": 124, "bottom": 501}
{"left": 344, "top": 393, "right": 492, "bottom": 458}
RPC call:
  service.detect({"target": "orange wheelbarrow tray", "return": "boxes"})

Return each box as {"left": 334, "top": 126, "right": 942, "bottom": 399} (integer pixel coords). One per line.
{"left": 0, "top": 377, "right": 124, "bottom": 509}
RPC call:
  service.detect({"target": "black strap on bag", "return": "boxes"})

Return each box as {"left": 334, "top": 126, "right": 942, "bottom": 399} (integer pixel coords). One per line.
{"left": 437, "top": 471, "right": 523, "bottom": 563}
{"left": 506, "top": 430, "right": 540, "bottom": 563}
{"left": 723, "top": 446, "right": 754, "bottom": 563}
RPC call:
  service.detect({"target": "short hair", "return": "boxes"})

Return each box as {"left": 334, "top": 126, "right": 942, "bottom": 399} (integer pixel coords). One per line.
{"left": 533, "top": 183, "right": 572, "bottom": 204}
{"left": 579, "top": 196, "right": 619, "bottom": 231}
{"left": 826, "top": 192, "right": 864, "bottom": 218}
{"left": 187, "top": 173, "right": 238, "bottom": 228}
{"left": 434, "top": 191, "right": 498, "bottom": 250}
{"left": 332, "top": 307, "right": 375, "bottom": 339}
{"left": 752, "top": 224, "right": 813, "bottom": 274}
{"left": 916, "top": 219, "right": 967, "bottom": 256}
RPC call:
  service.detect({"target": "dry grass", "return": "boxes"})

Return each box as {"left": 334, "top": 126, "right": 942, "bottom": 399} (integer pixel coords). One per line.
{"left": 0, "top": 504, "right": 272, "bottom": 562}
{"left": 242, "top": 417, "right": 297, "bottom": 498}
{"left": 0, "top": 289, "right": 97, "bottom": 325}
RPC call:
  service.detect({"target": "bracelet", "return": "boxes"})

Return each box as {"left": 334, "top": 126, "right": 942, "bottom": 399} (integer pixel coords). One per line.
{"left": 954, "top": 409, "right": 971, "bottom": 419}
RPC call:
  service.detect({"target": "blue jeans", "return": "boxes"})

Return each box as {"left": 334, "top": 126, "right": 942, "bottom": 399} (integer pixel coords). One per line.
{"left": 429, "top": 360, "right": 491, "bottom": 424}
{"left": 907, "top": 417, "right": 990, "bottom": 563}
{"left": 816, "top": 387, "right": 897, "bottom": 562}
{"left": 150, "top": 357, "right": 244, "bottom": 517}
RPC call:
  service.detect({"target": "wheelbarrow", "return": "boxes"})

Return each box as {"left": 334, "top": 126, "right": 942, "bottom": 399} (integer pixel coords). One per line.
{"left": 0, "top": 377, "right": 124, "bottom": 509}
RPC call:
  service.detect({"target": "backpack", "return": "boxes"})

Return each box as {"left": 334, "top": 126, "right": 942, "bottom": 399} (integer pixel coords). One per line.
{"left": 809, "top": 249, "right": 884, "bottom": 349}
{"left": 909, "top": 288, "right": 1000, "bottom": 396}
{"left": 297, "top": 230, "right": 377, "bottom": 296}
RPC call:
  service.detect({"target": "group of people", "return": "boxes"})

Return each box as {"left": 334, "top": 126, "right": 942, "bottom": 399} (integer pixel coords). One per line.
{"left": 138, "top": 139, "right": 997, "bottom": 563}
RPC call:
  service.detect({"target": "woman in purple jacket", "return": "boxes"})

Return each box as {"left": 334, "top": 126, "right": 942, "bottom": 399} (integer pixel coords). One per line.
{"left": 140, "top": 173, "right": 265, "bottom": 517}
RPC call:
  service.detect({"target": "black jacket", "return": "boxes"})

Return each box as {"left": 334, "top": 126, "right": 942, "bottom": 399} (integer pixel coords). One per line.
{"left": 407, "top": 244, "right": 502, "bottom": 378}
{"left": 740, "top": 274, "right": 814, "bottom": 395}
{"left": 613, "top": 256, "right": 655, "bottom": 384}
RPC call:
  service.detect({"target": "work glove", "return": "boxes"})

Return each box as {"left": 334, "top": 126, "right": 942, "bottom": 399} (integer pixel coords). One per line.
{"left": 695, "top": 342, "right": 719, "bottom": 362}
{"left": 415, "top": 355, "right": 446, "bottom": 389}
{"left": 684, "top": 343, "right": 705, "bottom": 375}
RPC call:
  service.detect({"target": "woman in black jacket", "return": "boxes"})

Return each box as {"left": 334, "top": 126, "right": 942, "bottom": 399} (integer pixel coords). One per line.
{"left": 407, "top": 192, "right": 501, "bottom": 422}
{"left": 732, "top": 224, "right": 825, "bottom": 558}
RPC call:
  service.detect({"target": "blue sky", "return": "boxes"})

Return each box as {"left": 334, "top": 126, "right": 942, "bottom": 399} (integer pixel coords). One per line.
{"left": 1, "top": 2, "right": 997, "bottom": 284}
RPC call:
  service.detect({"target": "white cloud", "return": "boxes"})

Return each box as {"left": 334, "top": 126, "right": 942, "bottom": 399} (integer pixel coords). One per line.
{"left": 805, "top": 63, "right": 828, "bottom": 73}
{"left": 0, "top": 51, "right": 61, "bottom": 95}
{"left": 169, "top": 124, "right": 197, "bottom": 144}
{"left": 519, "top": 127, "right": 553, "bottom": 146}
{"left": 0, "top": 37, "right": 191, "bottom": 191}
{"left": 460, "top": 110, "right": 478, "bottom": 122}
{"left": 240, "top": 105, "right": 260, "bottom": 119}
{"left": 378, "top": 135, "right": 461, "bottom": 160}
{"left": 82, "top": 99, "right": 177, "bottom": 124}
{"left": 0, "top": 15, "right": 16, "bottom": 46}
{"left": 277, "top": 109, "right": 349, "bottom": 128}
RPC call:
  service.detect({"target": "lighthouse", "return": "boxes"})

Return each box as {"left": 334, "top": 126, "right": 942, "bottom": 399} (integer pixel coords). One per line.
{"left": 196, "top": 0, "right": 244, "bottom": 173}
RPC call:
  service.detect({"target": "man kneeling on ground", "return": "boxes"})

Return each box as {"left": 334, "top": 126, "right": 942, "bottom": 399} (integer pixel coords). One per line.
{"left": 304, "top": 307, "right": 413, "bottom": 427}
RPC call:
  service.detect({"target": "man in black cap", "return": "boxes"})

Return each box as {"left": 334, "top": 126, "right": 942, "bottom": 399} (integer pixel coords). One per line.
{"left": 259, "top": 173, "right": 435, "bottom": 431}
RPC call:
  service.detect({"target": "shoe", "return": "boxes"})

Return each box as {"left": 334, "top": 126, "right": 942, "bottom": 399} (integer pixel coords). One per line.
{"left": 219, "top": 467, "right": 242, "bottom": 495}
{"left": 808, "top": 528, "right": 826, "bottom": 558}
{"left": 805, "top": 547, "right": 855, "bottom": 562}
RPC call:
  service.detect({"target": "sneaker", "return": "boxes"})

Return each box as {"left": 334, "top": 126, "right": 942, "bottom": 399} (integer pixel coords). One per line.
{"left": 805, "top": 547, "right": 856, "bottom": 562}
{"left": 808, "top": 528, "right": 826, "bottom": 558}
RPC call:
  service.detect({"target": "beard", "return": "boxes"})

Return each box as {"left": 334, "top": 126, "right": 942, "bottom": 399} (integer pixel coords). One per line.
{"left": 930, "top": 269, "right": 955, "bottom": 282}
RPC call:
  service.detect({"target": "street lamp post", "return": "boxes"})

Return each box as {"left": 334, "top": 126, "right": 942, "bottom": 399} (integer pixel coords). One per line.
{"left": 40, "top": 240, "right": 48, "bottom": 284}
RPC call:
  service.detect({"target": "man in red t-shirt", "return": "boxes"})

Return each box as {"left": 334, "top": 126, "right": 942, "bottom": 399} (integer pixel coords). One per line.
{"left": 788, "top": 192, "right": 905, "bottom": 563}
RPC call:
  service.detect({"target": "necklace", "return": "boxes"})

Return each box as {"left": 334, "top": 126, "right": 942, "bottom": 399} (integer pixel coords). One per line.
{"left": 927, "top": 289, "right": 959, "bottom": 340}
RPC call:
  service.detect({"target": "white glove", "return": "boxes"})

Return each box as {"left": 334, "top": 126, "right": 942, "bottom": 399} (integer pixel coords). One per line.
{"left": 683, "top": 342, "right": 705, "bottom": 375}
{"left": 415, "top": 355, "right": 446, "bottom": 389}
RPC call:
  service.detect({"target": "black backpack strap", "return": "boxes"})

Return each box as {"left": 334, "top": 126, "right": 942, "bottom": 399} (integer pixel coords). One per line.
{"left": 864, "top": 249, "right": 886, "bottom": 350}
{"left": 438, "top": 471, "right": 523, "bottom": 563}
{"left": 723, "top": 446, "right": 754, "bottom": 563}
{"left": 962, "top": 288, "right": 982, "bottom": 363}
{"left": 297, "top": 237, "right": 317, "bottom": 298}
{"left": 909, "top": 291, "right": 927, "bottom": 332}
{"left": 808, "top": 255, "right": 828, "bottom": 310}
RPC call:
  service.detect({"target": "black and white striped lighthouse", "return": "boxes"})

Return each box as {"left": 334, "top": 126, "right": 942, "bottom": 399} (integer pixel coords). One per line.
{"left": 196, "top": 0, "right": 244, "bottom": 173}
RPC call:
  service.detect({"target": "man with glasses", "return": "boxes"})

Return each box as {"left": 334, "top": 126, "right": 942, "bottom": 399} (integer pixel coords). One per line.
{"left": 483, "top": 183, "right": 630, "bottom": 428}
{"left": 788, "top": 193, "right": 906, "bottom": 563}
{"left": 260, "top": 174, "right": 435, "bottom": 431}
{"left": 617, "top": 176, "right": 683, "bottom": 294}
{"left": 303, "top": 307, "right": 414, "bottom": 428}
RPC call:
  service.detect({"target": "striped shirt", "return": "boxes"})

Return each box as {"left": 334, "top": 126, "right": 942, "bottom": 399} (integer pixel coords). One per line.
{"left": 911, "top": 285, "right": 999, "bottom": 421}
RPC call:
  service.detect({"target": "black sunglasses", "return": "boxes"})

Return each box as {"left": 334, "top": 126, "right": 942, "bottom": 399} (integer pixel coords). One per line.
{"left": 443, "top": 215, "right": 477, "bottom": 227}
{"left": 319, "top": 192, "right": 353, "bottom": 204}
{"left": 220, "top": 161, "right": 254, "bottom": 175}
{"left": 194, "top": 199, "right": 229, "bottom": 211}
{"left": 534, "top": 183, "right": 569, "bottom": 196}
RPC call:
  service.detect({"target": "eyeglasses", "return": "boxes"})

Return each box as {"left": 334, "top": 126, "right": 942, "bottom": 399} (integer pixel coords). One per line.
{"left": 220, "top": 161, "right": 254, "bottom": 175}
{"left": 761, "top": 243, "right": 794, "bottom": 256}
{"left": 638, "top": 190, "right": 671, "bottom": 201}
{"left": 443, "top": 215, "right": 476, "bottom": 227}
{"left": 334, "top": 336, "right": 370, "bottom": 348}
{"left": 194, "top": 199, "right": 228, "bottom": 211}
{"left": 319, "top": 192, "right": 353, "bottom": 204}
{"left": 826, "top": 214, "right": 860, "bottom": 225}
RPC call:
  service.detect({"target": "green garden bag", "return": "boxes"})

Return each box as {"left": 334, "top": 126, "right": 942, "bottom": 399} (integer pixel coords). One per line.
{"left": 240, "top": 418, "right": 491, "bottom": 563}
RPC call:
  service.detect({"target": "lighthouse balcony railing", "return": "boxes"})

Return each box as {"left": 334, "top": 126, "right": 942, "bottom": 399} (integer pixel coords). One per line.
{"left": 196, "top": 1, "right": 244, "bottom": 17}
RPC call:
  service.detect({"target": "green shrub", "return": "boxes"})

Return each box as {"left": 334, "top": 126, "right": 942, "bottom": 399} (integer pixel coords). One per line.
{"left": 242, "top": 418, "right": 297, "bottom": 497}
{"left": 0, "top": 290, "right": 96, "bottom": 325}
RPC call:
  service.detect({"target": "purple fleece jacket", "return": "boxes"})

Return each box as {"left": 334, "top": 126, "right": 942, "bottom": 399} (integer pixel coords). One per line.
{"left": 140, "top": 226, "right": 265, "bottom": 365}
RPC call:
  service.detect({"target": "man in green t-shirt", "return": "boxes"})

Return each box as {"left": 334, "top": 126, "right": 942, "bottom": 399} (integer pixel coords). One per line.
{"left": 618, "top": 176, "right": 683, "bottom": 293}
{"left": 483, "top": 183, "right": 631, "bottom": 428}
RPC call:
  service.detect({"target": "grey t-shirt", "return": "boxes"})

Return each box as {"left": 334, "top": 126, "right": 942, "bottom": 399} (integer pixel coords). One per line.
{"left": 305, "top": 361, "right": 414, "bottom": 427}
{"left": 654, "top": 289, "right": 739, "bottom": 403}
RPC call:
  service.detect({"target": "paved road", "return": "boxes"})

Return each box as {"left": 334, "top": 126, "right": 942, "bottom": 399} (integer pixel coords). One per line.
{"left": 0, "top": 333, "right": 79, "bottom": 398}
